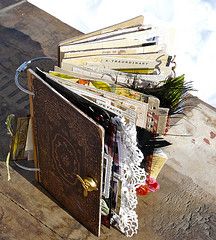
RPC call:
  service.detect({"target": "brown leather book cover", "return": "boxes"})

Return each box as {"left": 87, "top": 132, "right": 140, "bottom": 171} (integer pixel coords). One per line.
{"left": 28, "top": 70, "right": 105, "bottom": 236}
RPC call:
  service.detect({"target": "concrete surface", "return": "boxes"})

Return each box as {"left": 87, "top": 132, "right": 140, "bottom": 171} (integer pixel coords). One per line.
{"left": 165, "top": 99, "right": 216, "bottom": 196}
{"left": 0, "top": 1, "right": 216, "bottom": 239}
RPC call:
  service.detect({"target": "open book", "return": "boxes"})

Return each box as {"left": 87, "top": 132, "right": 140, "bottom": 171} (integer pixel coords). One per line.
{"left": 12, "top": 16, "right": 183, "bottom": 237}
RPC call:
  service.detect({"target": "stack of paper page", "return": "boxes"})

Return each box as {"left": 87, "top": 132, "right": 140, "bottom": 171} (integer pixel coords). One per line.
{"left": 57, "top": 15, "right": 175, "bottom": 135}
{"left": 11, "top": 16, "right": 189, "bottom": 237}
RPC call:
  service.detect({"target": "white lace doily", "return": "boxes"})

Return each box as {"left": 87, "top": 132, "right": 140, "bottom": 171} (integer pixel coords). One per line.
{"left": 111, "top": 117, "right": 146, "bottom": 237}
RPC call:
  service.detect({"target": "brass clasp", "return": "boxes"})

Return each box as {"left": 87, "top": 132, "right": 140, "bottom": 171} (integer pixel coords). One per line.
{"left": 76, "top": 174, "right": 98, "bottom": 197}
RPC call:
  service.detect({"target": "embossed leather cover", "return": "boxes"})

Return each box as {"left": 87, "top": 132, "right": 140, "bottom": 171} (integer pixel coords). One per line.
{"left": 28, "top": 70, "right": 104, "bottom": 236}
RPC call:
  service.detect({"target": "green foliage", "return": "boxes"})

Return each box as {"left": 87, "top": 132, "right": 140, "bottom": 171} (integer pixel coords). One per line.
{"left": 133, "top": 75, "right": 194, "bottom": 114}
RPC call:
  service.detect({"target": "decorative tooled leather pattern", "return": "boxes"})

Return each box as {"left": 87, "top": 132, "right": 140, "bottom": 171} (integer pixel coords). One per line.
{"left": 31, "top": 73, "right": 104, "bottom": 236}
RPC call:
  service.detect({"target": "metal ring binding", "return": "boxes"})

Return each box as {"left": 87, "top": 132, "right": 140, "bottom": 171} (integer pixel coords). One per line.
{"left": 15, "top": 57, "right": 57, "bottom": 95}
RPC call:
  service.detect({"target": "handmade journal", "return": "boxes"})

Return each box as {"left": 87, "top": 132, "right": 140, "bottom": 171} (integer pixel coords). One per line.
{"left": 9, "top": 15, "right": 192, "bottom": 237}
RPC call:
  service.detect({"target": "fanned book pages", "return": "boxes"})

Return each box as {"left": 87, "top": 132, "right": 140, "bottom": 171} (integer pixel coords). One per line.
{"left": 9, "top": 15, "right": 192, "bottom": 237}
